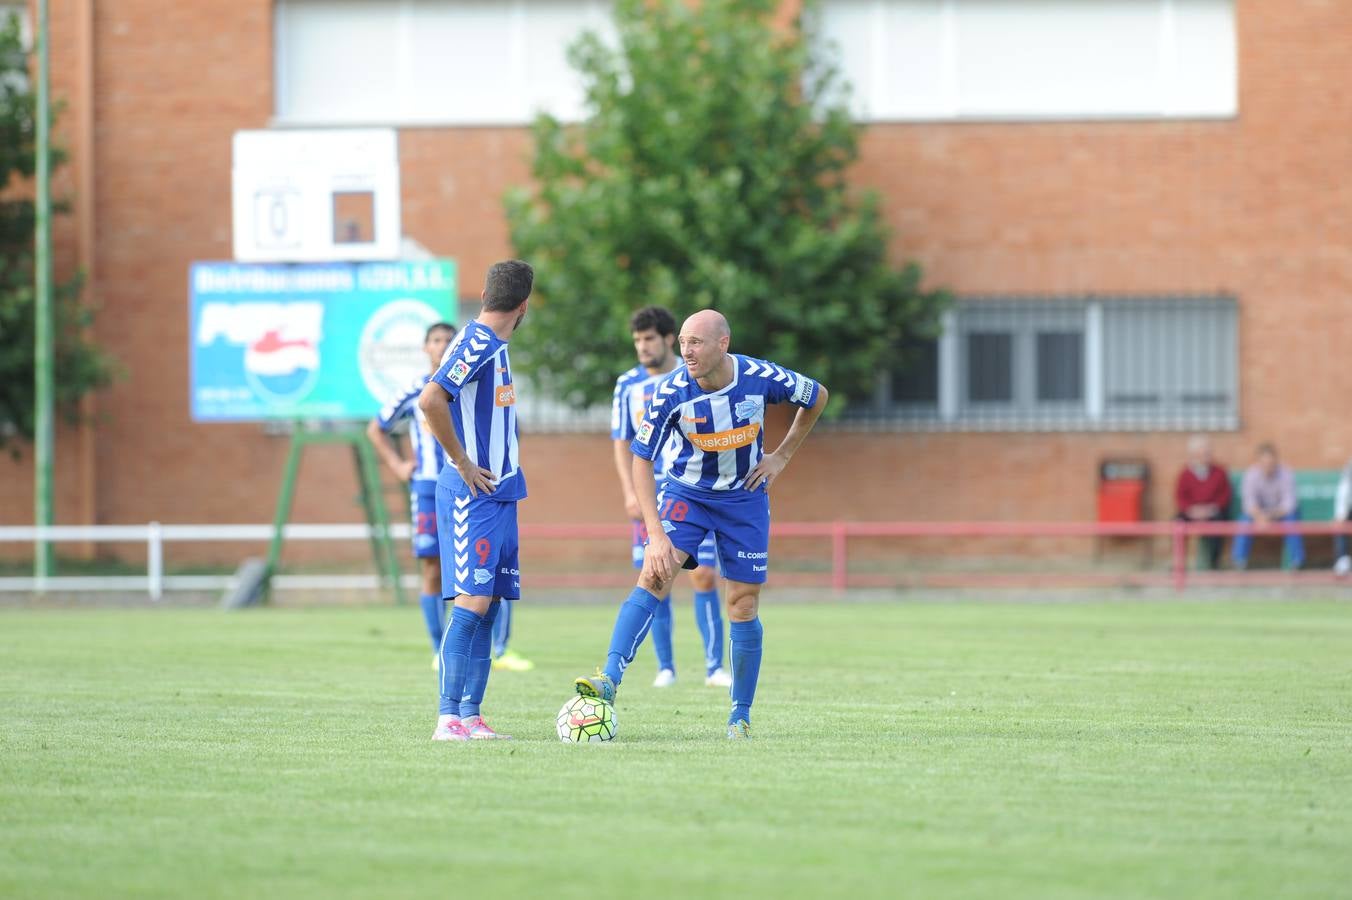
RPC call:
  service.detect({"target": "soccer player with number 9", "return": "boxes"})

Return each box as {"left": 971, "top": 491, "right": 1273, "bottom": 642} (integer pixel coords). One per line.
{"left": 417, "top": 260, "right": 534, "bottom": 742}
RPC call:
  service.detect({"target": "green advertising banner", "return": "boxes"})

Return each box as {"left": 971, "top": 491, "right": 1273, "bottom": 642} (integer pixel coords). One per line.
{"left": 190, "top": 260, "right": 457, "bottom": 421}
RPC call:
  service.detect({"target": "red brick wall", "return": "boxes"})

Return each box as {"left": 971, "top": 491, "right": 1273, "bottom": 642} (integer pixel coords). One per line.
{"left": 3, "top": 0, "right": 1349, "bottom": 568}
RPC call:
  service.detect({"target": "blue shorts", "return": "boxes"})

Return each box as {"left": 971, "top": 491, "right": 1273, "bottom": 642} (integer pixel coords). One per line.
{"left": 411, "top": 487, "right": 439, "bottom": 559}
{"left": 435, "top": 484, "right": 520, "bottom": 600}
{"left": 654, "top": 482, "right": 770, "bottom": 584}
{"left": 632, "top": 521, "right": 717, "bottom": 571}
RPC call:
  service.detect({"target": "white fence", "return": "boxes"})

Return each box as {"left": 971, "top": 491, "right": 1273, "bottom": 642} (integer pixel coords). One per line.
{"left": 0, "top": 523, "right": 414, "bottom": 600}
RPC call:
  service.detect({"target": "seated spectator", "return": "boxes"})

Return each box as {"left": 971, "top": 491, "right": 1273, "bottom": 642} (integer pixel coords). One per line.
{"left": 1232, "top": 442, "right": 1304, "bottom": 570}
{"left": 1174, "top": 435, "right": 1231, "bottom": 570}
{"left": 1334, "top": 457, "right": 1352, "bottom": 576}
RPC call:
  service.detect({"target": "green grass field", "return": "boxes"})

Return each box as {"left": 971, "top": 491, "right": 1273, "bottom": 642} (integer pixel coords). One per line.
{"left": 2, "top": 597, "right": 1350, "bottom": 899}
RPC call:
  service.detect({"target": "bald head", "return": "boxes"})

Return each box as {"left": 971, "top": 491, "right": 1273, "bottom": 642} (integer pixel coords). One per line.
{"left": 679, "top": 309, "right": 733, "bottom": 384}
{"left": 684, "top": 309, "right": 730, "bottom": 341}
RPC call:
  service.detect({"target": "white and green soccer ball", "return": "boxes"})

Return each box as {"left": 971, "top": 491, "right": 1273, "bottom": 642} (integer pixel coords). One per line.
{"left": 556, "top": 695, "right": 617, "bottom": 743}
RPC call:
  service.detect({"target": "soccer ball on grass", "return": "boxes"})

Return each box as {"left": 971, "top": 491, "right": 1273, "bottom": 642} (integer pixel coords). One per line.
{"left": 556, "top": 695, "right": 617, "bottom": 743}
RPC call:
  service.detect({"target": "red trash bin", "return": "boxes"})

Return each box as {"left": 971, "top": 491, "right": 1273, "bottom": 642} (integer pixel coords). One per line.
{"left": 1097, "top": 479, "right": 1145, "bottom": 522}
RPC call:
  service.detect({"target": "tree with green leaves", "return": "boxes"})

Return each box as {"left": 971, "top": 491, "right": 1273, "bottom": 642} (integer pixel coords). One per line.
{"left": 506, "top": 0, "right": 946, "bottom": 412}
{"left": 0, "top": 12, "right": 112, "bottom": 453}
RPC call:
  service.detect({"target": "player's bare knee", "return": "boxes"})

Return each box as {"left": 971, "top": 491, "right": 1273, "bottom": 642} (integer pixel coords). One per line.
{"left": 637, "top": 572, "right": 673, "bottom": 597}
{"left": 725, "top": 586, "right": 760, "bottom": 622}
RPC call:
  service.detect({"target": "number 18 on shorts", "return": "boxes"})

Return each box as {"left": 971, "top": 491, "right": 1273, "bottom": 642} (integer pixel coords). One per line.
{"left": 655, "top": 483, "right": 770, "bottom": 584}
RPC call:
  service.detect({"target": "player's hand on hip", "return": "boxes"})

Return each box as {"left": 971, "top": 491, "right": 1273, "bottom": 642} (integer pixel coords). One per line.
{"left": 643, "top": 533, "right": 677, "bottom": 584}
{"left": 623, "top": 492, "right": 642, "bottom": 520}
{"left": 745, "top": 451, "right": 787, "bottom": 491}
{"left": 455, "top": 457, "right": 496, "bottom": 496}
{"left": 395, "top": 459, "right": 416, "bottom": 482}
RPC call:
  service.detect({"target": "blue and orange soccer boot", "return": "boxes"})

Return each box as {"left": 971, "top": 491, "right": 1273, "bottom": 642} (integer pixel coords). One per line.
{"left": 573, "top": 669, "right": 616, "bottom": 704}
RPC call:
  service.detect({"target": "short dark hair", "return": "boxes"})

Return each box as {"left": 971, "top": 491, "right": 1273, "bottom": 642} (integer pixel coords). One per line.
{"left": 482, "top": 260, "right": 534, "bottom": 312}
{"left": 629, "top": 306, "right": 676, "bottom": 337}
{"left": 424, "top": 322, "right": 456, "bottom": 342}
{"left": 1256, "top": 442, "right": 1278, "bottom": 457}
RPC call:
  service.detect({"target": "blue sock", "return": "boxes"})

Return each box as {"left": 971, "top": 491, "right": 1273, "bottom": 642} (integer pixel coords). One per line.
{"left": 693, "top": 589, "right": 723, "bottom": 675}
{"left": 460, "top": 600, "right": 500, "bottom": 719}
{"left": 419, "top": 593, "right": 444, "bottom": 651}
{"left": 603, "top": 587, "right": 662, "bottom": 686}
{"left": 492, "top": 597, "right": 512, "bottom": 658}
{"left": 438, "top": 606, "right": 483, "bottom": 717}
{"left": 650, "top": 594, "right": 674, "bottom": 672}
{"left": 728, "top": 618, "right": 763, "bottom": 725}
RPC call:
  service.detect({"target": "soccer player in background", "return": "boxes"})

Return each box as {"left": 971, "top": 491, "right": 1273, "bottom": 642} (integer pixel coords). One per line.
{"left": 576, "top": 309, "right": 829, "bottom": 738}
{"left": 612, "top": 306, "right": 730, "bottom": 688}
{"left": 366, "top": 322, "right": 456, "bottom": 670}
{"left": 417, "top": 260, "right": 534, "bottom": 742}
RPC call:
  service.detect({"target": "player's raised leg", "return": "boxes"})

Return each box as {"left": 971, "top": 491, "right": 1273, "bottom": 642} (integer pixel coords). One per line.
{"left": 574, "top": 557, "right": 684, "bottom": 703}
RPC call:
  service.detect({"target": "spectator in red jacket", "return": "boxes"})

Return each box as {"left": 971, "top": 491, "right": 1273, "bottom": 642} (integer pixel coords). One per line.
{"left": 1175, "top": 435, "right": 1232, "bottom": 569}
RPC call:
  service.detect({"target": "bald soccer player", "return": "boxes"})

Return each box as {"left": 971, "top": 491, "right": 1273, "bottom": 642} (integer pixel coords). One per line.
{"left": 573, "top": 310, "right": 829, "bottom": 739}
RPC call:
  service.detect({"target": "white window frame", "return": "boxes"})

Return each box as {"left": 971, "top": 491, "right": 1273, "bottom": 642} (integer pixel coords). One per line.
{"left": 273, "top": 0, "right": 615, "bottom": 127}
{"left": 813, "top": 0, "right": 1238, "bottom": 123}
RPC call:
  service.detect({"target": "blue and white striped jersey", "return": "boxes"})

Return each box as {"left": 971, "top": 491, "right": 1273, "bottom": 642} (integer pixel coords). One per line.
{"left": 375, "top": 374, "right": 446, "bottom": 490}
{"left": 617, "top": 369, "right": 680, "bottom": 478}
{"left": 631, "top": 355, "right": 820, "bottom": 494}
{"left": 429, "top": 321, "right": 526, "bottom": 501}
{"left": 610, "top": 364, "right": 649, "bottom": 440}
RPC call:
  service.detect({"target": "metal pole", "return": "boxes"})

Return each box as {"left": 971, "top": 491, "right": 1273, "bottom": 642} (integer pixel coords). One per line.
{"left": 34, "top": 0, "right": 54, "bottom": 587}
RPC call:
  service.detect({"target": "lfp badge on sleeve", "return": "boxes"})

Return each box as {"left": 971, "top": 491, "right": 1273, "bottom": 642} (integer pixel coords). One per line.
{"left": 189, "top": 260, "right": 457, "bottom": 422}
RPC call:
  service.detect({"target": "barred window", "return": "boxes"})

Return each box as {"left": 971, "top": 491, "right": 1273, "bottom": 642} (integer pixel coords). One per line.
{"left": 852, "top": 296, "right": 1238, "bottom": 431}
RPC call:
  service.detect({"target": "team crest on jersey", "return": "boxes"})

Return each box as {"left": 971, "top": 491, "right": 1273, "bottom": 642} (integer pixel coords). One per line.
{"left": 448, "top": 359, "right": 472, "bottom": 385}
{"left": 734, "top": 395, "right": 765, "bottom": 422}
{"left": 637, "top": 421, "right": 655, "bottom": 443}
{"left": 473, "top": 568, "right": 493, "bottom": 586}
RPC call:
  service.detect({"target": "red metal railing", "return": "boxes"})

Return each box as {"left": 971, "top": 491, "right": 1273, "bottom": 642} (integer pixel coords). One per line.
{"left": 521, "top": 520, "right": 1352, "bottom": 591}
